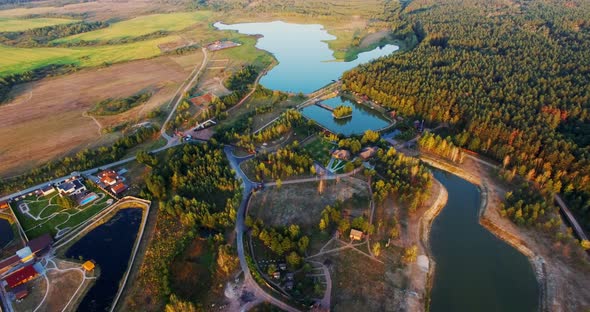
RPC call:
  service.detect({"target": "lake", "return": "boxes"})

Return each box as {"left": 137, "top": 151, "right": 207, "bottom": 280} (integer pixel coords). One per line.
{"left": 66, "top": 208, "right": 142, "bottom": 312}
{"left": 214, "top": 21, "right": 398, "bottom": 94}
{"left": 430, "top": 169, "right": 539, "bottom": 311}
{"left": 301, "top": 96, "right": 390, "bottom": 135}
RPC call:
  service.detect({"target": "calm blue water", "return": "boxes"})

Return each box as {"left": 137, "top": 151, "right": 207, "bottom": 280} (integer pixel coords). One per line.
{"left": 301, "top": 97, "right": 390, "bottom": 135}
{"left": 430, "top": 169, "right": 538, "bottom": 312}
{"left": 215, "top": 21, "right": 398, "bottom": 94}
{"left": 66, "top": 208, "right": 142, "bottom": 312}
{"left": 0, "top": 219, "right": 13, "bottom": 248}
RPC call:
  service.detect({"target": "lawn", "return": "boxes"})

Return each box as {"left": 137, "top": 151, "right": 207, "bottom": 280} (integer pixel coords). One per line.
{"left": 13, "top": 183, "right": 115, "bottom": 239}
{"left": 303, "top": 136, "right": 335, "bottom": 166}
{"left": 0, "top": 17, "right": 78, "bottom": 32}
{"left": 53, "top": 12, "right": 211, "bottom": 44}
{"left": 0, "top": 35, "right": 181, "bottom": 75}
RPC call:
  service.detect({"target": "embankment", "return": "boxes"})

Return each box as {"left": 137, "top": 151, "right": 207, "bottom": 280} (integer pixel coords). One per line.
{"left": 420, "top": 154, "right": 549, "bottom": 311}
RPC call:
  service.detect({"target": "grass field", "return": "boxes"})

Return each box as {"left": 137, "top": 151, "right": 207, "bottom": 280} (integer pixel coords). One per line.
{"left": 53, "top": 12, "right": 211, "bottom": 44}
{"left": 0, "top": 35, "right": 183, "bottom": 75}
{"left": 0, "top": 17, "right": 78, "bottom": 32}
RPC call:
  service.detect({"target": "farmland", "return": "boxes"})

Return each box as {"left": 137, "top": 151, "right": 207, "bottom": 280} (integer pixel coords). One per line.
{"left": 0, "top": 52, "right": 203, "bottom": 176}
{"left": 0, "top": 35, "right": 183, "bottom": 76}
{"left": 53, "top": 12, "right": 211, "bottom": 44}
{"left": 0, "top": 17, "right": 78, "bottom": 32}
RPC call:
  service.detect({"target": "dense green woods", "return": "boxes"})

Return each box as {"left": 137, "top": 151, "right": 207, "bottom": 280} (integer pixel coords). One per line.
{"left": 131, "top": 143, "right": 241, "bottom": 309}
{"left": 343, "top": 0, "right": 590, "bottom": 230}
{"left": 371, "top": 147, "right": 431, "bottom": 211}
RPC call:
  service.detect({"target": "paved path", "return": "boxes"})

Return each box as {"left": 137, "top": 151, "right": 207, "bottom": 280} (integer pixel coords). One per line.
{"left": 161, "top": 47, "right": 209, "bottom": 146}
{"left": 224, "top": 147, "right": 301, "bottom": 312}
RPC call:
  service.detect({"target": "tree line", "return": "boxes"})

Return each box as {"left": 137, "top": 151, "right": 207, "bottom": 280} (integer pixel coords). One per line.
{"left": 0, "top": 126, "right": 158, "bottom": 195}
{"left": 342, "top": 0, "right": 590, "bottom": 231}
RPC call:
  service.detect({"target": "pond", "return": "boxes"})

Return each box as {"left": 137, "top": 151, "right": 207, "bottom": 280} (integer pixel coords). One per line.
{"left": 0, "top": 219, "right": 13, "bottom": 248}
{"left": 430, "top": 169, "right": 539, "bottom": 312}
{"left": 301, "top": 96, "right": 390, "bottom": 135}
{"left": 66, "top": 208, "right": 142, "bottom": 312}
{"left": 214, "top": 21, "right": 398, "bottom": 94}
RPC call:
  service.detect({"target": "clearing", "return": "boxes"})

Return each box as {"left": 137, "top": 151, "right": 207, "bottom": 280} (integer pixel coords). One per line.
{"left": 249, "top": 177, "right": 370, "bottom": 229}
{"left": 0, "top": 17, "right": 78, "bottom": 32}
{"left": 12, "top": 258, "right": 95, "bottom": 312}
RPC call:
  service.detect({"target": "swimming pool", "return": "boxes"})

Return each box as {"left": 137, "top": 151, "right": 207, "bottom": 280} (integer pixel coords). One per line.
{"left": 80, "top": 194, "right": 98, "bottom": 206}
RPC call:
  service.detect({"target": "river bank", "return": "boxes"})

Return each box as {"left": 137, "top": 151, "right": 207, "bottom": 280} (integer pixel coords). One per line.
{"left": 420, "top": 154, "right": 552, "bottom": 311}
{"left": 411, "top": 178, "right": 448, "bottom": 311}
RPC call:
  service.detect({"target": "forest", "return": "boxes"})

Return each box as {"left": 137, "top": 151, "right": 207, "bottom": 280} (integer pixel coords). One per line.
{"left": 342, "top": 0, "right": 590, "bottom": 231}
{"left": 130, "top": 143, "right": 242, "bottom": 310}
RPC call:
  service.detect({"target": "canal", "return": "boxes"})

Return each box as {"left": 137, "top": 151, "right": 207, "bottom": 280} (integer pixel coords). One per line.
{"left": 66, "top": 208, "right": 142, "bottom": 312}
{"left": 430, "top": 169, "right": 539, "bottom": 311}
{"left": 0, "top": 219, "right": 13, "bottom": 249}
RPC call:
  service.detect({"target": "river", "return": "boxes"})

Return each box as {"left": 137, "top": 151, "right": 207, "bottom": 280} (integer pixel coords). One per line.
{"left": 430, "top": 169, "right": 539, "bottom": 311}
{"left": 65, "top": 208, "right": 142, "bottom": 312}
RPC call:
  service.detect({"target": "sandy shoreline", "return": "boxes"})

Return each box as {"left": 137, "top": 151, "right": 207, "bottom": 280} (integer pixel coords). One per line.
{"left": 419, "top": 155, "right": 550, "bottom": 311}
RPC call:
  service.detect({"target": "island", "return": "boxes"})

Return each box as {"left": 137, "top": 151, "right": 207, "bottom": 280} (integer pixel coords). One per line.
{"left": 332, "top": 105, "right": 353, "bottom": 119}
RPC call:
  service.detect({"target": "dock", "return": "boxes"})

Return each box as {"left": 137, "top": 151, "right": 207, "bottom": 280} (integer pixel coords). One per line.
{"left": 315, "top": 102, "right": 334, "bottom": 112}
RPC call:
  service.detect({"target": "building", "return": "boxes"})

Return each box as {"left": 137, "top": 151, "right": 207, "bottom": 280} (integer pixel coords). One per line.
{"left": 5, "top": 265, "right": 38, "bottom": 288}
{"left": 279, "top": 263, "right": 287, "bottom": 271}
{"left": 272, "top": 271, "right": 280, "bottom": 279}
{"left": 82, "top": 261, "right": 95, "bottom": 272}
{"left": 98, "top": 170, "right": 120, "bottom": 186}
{"left": 0, "top": 255, "right": 20, "bottom": 275}
{"left": 286, "top": 272, "right": 294, "bottom": 281}
{"left": 359, "top": 147, "right": 378, "bottom": 160}
{"left": 0, "top": 201, "right": 8, "bottom": 209}
{"left": 40, "top": 185, "right": 55, "bottom": 196}
{"left": 57, "top": 179, "right": 86, "bottom": 196}
{"left": 349, "top": 229, "right": 363, "bottom": 241}
{"left": 111, "top": 183, "right": 128, "bottom": 196}
{"left": 12, "top": 284, "right": 29, "bottom": 300}
{"left": 332, "top": 149, "right": 351, "bottom": 160}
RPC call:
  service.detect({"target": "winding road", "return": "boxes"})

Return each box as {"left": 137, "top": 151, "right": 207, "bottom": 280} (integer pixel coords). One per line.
{"left": 224, "top": 146, "right": 302, "bottom": 312}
